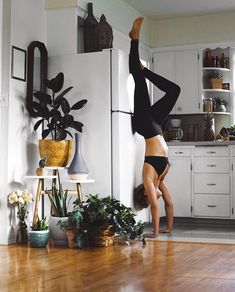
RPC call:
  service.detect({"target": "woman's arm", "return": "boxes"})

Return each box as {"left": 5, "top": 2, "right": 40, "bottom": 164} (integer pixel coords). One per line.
{"left": 143, "top": 177, "right": 160, "bottom": 237}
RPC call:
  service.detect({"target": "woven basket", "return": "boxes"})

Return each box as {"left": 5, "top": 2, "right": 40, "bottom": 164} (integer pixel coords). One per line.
{"left": 209, "top": 78, "right": 222, "bottom": 89}
{"left": 87, "top": 225, "right": 115, "bottom": 247}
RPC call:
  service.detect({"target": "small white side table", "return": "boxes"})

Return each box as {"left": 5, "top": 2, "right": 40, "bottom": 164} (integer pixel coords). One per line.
{"left": 25, "top": 170, "right": 95, "bottom": 225}
{"left": 63, "top": 179, "right": 95, "bottom": 203}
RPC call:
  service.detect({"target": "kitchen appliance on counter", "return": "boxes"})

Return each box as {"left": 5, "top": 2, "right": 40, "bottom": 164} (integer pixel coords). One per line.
{"left": 169, "top": 119, "right": 183, "bottom": 141}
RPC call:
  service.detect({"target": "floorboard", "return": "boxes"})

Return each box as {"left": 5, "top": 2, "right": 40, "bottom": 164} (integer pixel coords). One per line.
{"left": 1, "top": 240, "right": 235, "bottom": 292}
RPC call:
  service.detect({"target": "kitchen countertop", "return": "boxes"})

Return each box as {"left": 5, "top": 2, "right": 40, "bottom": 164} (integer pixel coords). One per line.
{"left": 167, "top": 140, "right": 235, "bottom": 146}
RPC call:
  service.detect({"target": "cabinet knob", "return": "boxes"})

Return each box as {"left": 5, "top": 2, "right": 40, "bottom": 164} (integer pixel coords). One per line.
{"left": 207, "top": 205, "right": 217, "bottom": 208}
{"left": 207, "top": 183, "right": 216, "bottom": 186}
{"left": 177, "top": 107, "right": 182, "bottom": 111}
{"left": 175, "top": 151, "right": 183, "bottom": 154}
{"left": 207, "top": 164, "right": 216, "bottom": 167}
{"left": 207, "top": 151, "right": 216, "bottom": 154}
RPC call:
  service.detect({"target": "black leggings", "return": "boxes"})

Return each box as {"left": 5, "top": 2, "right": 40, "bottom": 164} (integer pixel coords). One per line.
{"left": 129, "top": 40, "right": 181, "bottom": 138}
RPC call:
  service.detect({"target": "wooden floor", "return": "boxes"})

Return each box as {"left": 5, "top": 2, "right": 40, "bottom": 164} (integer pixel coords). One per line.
{"left": 1, "top": 240, "right": 235, "bottom": 292}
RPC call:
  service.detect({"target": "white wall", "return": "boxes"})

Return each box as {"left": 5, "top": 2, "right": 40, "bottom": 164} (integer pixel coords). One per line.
{"left": 151, "top": 12, "right": 235, "bottom": 47}
{"left": 0, "top": 0, "right": 46, "bottom": 244}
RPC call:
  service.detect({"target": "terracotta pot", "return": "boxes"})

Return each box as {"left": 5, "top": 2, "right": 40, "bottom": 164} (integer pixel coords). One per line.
{"left": 66, "top": 230, "right": 79, "bottom": 248}
{"left": 39, "top": 139, "right": 73, "bottom": 167}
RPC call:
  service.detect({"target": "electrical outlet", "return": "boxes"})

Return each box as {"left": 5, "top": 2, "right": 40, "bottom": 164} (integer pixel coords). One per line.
{"left": 0, "top": 93, "right": 9, "bottom": 106}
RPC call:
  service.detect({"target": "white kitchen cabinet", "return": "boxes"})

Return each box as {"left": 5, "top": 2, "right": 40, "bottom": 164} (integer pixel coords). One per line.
{"left": 153, "top": 49, "right": 199, "bottom": 114}
{"left": 193, "top": 146, "right": 231, "bottom": 219}
{"left": 160, "top": 146, "right": 193, "bottom": 217}
{"left": 229, "top": 146, "right": 235, "bottom": 219}
{"left": 201, "top": 47, "right": 232, "bottom": 116}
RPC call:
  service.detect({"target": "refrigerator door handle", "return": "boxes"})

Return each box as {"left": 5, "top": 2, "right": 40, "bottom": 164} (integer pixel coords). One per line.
{"left": 112, "top": 110, "right": 133, "bottom": 115}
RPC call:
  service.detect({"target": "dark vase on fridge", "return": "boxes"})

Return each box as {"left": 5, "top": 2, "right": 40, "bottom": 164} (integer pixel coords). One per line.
{"left": 95, "top": 14, "right": 113, "bottom": 51}
{"left": 84, "top": 3, "right": 98, "bottom": 53}
{"left": 68, "top": 133, "right": 89, "bottom": 180}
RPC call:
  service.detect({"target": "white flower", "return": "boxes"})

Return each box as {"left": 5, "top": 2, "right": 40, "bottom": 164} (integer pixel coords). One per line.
{"left": 16, "top": 190, "right": 23, "bottom": 197}
{"left": 8, "top": 193, "right": 18, "bottom": 204}
{"left": 18, "top": 197, "right": 25, "bottom": 205}
{"left": 22, "top": 192, "right": 33, "bottom": 203}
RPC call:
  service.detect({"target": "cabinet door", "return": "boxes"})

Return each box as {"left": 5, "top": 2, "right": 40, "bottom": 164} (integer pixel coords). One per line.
{"left": 163, "top": 157, "right": 192, "bottom": 217}
{"left": 153, "top": 51, "right": 175, "bottom": 111}
{"left": 175, "top": 50, "right": 199, "bottom": 114}
{"left": 153, "top": 49, "right": 199, "bottom": 114}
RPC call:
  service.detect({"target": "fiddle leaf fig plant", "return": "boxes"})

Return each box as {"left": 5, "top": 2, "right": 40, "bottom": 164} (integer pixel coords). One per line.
{"left": 32, "top": 72, "right": 87, "bottom": 140}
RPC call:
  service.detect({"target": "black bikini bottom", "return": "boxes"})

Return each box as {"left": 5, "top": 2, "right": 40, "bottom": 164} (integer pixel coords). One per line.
{"left": 144, "top": 156, "right": 169, "bottom": 177}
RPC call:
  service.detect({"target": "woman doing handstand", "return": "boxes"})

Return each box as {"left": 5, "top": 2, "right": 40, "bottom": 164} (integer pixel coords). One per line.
{"left": 130, "top": 17, "right": 181, "bottom": 238}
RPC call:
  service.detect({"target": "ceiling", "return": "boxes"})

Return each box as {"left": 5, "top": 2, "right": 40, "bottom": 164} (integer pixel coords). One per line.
{"left": 122, "top": 0, "right": 235, "bottom": 20}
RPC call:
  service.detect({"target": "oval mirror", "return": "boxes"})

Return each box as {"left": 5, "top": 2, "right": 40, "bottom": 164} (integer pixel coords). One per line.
{"left": 26, "top": 41, "right": 48, "bottom": 117}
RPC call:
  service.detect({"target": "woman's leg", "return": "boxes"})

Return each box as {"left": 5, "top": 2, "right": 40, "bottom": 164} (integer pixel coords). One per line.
{"left": 143, "top": 67, "right": 181, "bottom": 124}
{"left": 129, "top": 20, "right": 152, "bottom": 132}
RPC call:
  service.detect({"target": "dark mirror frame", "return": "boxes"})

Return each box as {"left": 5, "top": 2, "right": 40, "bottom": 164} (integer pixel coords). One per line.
{"left": 26, "top": 41, "right": 48, "bottom": 117}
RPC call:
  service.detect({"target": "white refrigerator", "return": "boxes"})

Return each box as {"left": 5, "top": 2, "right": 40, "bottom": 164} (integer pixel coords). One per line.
{"left": 48, "top": 49, "right": 149, "bottom": 221}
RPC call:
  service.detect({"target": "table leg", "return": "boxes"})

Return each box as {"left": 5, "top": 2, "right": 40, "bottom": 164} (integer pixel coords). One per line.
{"left": 76, "top": 183, "right": 83, "bottom": 203}
{"left": 33, "top": 178, "right": 43, "bottom": 225}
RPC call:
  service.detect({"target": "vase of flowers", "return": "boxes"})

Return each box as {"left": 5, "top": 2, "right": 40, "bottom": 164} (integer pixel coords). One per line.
{"left": 8, "top": 190, "right": 33, "bottom": 244}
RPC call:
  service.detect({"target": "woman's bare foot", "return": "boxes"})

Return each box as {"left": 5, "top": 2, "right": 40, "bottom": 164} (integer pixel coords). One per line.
{"left": 144, "top": 232, "right": 158, "bottom": 238}
{"left": 159, "top": 228, "right": 172, "bottom": 233}
{"left": 129, "top": 17, "right": 144, "bottom": 40}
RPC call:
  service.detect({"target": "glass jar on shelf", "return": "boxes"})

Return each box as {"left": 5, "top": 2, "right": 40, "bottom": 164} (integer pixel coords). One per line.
{"left": 203, "top": 98, "right": 213, "bottom": 112}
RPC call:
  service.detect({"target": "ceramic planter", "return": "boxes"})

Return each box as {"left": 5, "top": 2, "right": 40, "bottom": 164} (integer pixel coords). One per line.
{"left": 28, "top": 230, "right": 49, "bottom": 248}
{"left": 49, "top": 216, "right": 68, "bottom": 246}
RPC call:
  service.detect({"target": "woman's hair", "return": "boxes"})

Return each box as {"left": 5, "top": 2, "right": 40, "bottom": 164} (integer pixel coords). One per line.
{"left": 133, "top": 184, "right": 150, "bottom": 210}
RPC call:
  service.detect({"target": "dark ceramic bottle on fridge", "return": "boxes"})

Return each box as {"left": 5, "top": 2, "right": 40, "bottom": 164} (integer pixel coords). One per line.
{"left": 68, "top": 133, "right": 89, "bottom": 180}
{"left": 95, "top": 14, "right": 113, "bottom": 51}
{"left": 84, "top": 2, "right": 98, "bottom": 52}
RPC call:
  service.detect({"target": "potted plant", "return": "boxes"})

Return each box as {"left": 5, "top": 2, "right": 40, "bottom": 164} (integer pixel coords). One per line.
{"left": 28, "top": 217, "right": 49, "bottom": 248}
{"left": 32, "top": 72, "right": 88, "bottom": 167}
{"left": 208, "top": 71, "right": 223, "bottom": 89}
{"left": 58, "top": 204, "right": 83, "bottom": 248}
{"left": 214, "top": 97, "right": 227, "bottom": 112}
{"left": 76, "top": 194, "right": 145, "bottom": 248}
{"left": 46, "top": 177, "right": 74, "bottom": 246}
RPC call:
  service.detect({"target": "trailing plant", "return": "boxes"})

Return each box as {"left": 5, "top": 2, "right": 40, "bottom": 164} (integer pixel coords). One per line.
{"left": 31, "top": 217, "right": 49, "bottom": 231}
{"left": 75, "top": 194, "right": 145, "bottom": 246}
{"left": 32, "top": 72, "right": 88, "bottom": 140}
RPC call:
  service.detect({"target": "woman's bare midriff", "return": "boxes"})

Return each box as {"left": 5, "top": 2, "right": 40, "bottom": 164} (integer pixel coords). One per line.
{"left": 145, "top": 135, "right": 168, "bottom": 157}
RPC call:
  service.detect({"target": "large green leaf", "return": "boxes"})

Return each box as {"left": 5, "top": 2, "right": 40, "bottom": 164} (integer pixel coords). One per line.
{"left": 47, "top": 72, "right": 64, "bottom": 93}
{"left": 71, "top": 121, "right": 83, "bottom": 132}
{"left": 34, "top": 119, "right": 44, "bottom": 131}
{"left": 34, "top": 91, "right": 52, "bottom": 104}
{"left": 63, "top": 114, "right": 74, "bottom": 126}
{"left": 61, "top": 98, "right": 70, "bottom": 114}
{"left": 42, "top": 129, "right": 51, "bottom": 139}
{"left": 71, "top": 99, "right": 88, "bottom": 110}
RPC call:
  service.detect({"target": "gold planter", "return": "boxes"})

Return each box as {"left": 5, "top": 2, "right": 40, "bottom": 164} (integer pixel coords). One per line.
{"left": 39, "top": 139, "right": 73, "bottom": 167}
{"left": 87, "top": 225, "right": 115, "bottom": 247}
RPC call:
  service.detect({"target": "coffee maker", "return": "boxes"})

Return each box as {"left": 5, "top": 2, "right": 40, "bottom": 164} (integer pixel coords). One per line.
{"left": 169, "top": 119, "right": 183, "bottom": 141}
